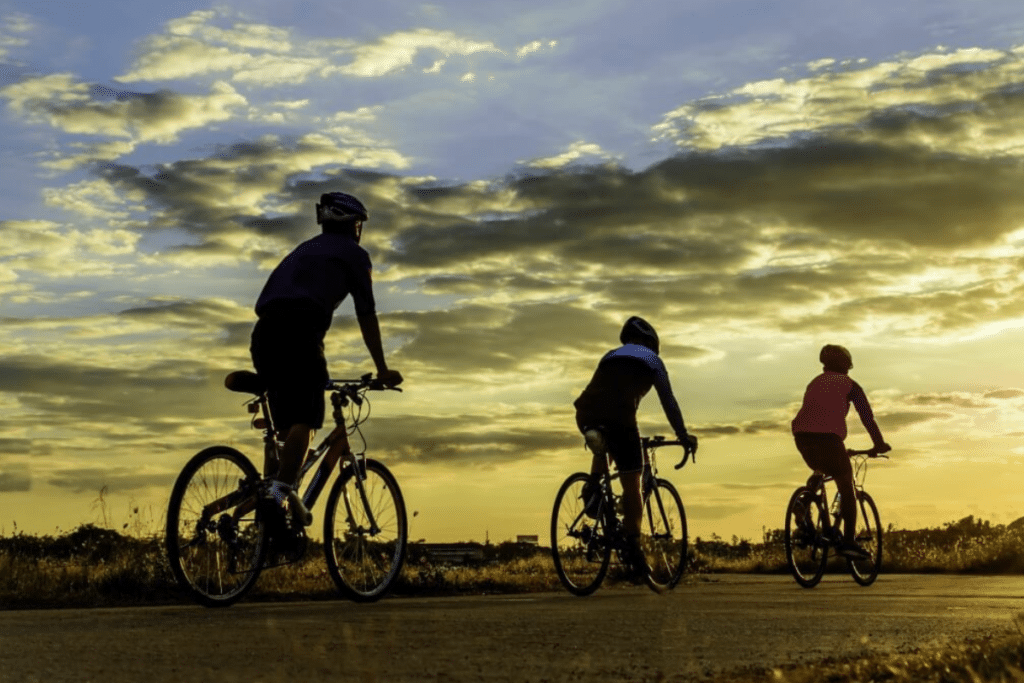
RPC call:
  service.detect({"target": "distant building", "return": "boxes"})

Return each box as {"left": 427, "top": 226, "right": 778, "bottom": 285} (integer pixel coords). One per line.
{"left": 420, "top": 542, "right": 485, "bottom": 565}
{"left": 516, "top": 535, "right": 539, "bottom": 545}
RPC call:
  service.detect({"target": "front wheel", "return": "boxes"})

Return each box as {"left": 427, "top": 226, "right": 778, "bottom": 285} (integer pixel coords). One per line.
{"left": 165, "top": 446, "right": 268, "bottom": 607}
{"left": 784, "top": 486, "right": 828, "bottom": 588}
{"left": 551, "top": 473, "right": 611, "bottom": 596}
{"left": 848, "top": 490, "right": 883, "bottom": 586}
{"left": 324, "top": 459, "right": 407, "bottom": 602}
{"left": 641, "top": 478, "right": 687, "bottom": 592}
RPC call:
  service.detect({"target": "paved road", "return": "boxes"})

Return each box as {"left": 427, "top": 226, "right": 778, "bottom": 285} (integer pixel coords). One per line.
{"left": 2, "top": 574, "right": 1023, "bottom": 682}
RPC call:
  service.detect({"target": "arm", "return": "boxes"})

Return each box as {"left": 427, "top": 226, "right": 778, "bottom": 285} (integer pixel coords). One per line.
{"left": 357, "top": 312, "right": 403, "bottom": 387}
{"left": 849, "top": 381, "right": 888, "bottom": 451}
{"left": 649, "top": 357, "right": 689, "bottom": 441}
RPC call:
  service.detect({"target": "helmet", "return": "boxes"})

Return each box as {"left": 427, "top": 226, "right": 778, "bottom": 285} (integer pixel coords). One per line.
{"left": 620, "top": 316, "right": 659, "bottom": 353}
{"left": 316, "top": 192, "right": 368, "bottom": 225}
{"left": 819, "top": 344, "right": 853, "bottom": 370}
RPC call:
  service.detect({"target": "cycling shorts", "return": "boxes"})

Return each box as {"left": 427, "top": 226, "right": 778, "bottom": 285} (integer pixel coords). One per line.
{"left": 250, "top": 301, "right": 328, "bottom": 432}
{"left": 793, "top": 432, "right": 852, "bottom": 483}
{"left": 575, "top": 414, "right": 643, "bottom": 474}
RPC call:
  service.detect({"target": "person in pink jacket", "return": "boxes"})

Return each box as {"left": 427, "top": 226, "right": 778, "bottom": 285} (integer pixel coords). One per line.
{"left": 791, "top": 345, "right": 891, "bottom": 559}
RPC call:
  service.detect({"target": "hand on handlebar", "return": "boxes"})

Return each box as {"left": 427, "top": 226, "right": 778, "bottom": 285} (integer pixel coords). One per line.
{"left": 375, "top": 368, "right": 404, "bottom": 389}
{"left": 673, "top": 432, "right": 699, "bottom": 469}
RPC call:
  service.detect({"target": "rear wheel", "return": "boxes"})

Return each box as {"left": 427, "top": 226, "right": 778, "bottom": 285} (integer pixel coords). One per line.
{"left": 324, "top": 459, "right": 407, "bottom": 602}
{"left": 165, "top": 446, "right": 267, "bottom": 607}
{"left": 551, "top": 473, "right": 611, "bottom": 596}
{"left": 848, "top": 490, "right": 883, "bottom": 586}
{"left": 641, "top": 478, "right": 687, "bottom": 592}
{"left": 784, "top": 486, "right": 828, "bottom": 588}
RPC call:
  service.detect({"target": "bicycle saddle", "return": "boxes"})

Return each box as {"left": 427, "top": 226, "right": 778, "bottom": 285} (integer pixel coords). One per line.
{"left": 224, "top": 370, "right": 266, "bottom": 395}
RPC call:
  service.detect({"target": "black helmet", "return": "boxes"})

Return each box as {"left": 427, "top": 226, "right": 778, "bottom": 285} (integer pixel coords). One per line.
{"left": 620, "top": 316, "right": 659, "bottom": 353}
{"left": 316, "top": 192, "right": 368, "bottom": 224}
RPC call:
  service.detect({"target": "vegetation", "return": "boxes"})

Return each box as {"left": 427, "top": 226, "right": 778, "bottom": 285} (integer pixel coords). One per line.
{"left": 2, "top": 513, "right": 1023, "bottom": 610}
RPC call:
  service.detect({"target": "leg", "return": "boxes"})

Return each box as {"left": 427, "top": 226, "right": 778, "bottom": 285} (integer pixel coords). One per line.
{"left": 621, "top": 471, "right": 643, "bottom": 537}
{"left": 277, "top": 423, "right": 313, "bottom": 487}
{"left": 831, "top": 458, "right": 858, "bottom": 544}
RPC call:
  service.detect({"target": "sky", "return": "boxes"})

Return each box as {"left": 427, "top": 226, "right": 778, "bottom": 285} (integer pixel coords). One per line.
{"left": 2, "top": 0, "right": 1024, "bottom": 544}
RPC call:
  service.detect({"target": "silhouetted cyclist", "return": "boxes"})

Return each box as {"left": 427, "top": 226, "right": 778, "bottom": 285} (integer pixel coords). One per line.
{"left": 573, "top": 316, "right": 698, "bottom": 578}
{"left": 791, "top": 344, "right": 890, "bottom": 560}
{"left": 250, "top": 191, "right": 402, "bottom": 517}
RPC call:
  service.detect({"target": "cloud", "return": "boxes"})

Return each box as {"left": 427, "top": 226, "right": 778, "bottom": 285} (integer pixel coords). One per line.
{"left": 116, "top": 10, "right": 507, "bottom": 84}
{"left": 0, "top": 465, "right": 30, "bottom": 492}
{"left": 1, "top": 74, "right": 247, "bottom": 162}
{"left": 653, "top": 46, "right": 1024, "bottom": 157}
{"left": 0, "top": 13, "right": 32, "bottom": 62}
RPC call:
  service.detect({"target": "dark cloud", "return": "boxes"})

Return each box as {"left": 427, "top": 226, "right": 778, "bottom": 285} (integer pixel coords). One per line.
{"left": 0, "top": 468, "right": 31, "bottom": 492}
{"left": 46, "top": 467, "right": 172, "bottom": 494}
{"left": 983, "top": 389, "right": 1024, "bottom": 400}
{"left": 876, "top": 411, "right": 949, "bottom": 430}
{"left": 361, "top": 414, "right": 579, "bottom": 465}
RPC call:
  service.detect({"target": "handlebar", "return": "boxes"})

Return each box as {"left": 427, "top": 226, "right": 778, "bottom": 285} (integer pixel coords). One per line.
{"left": 326, "top": 373, "right": 403, "bottom": 393}
{"left": 643, "top": 435, "right": 697, "bottom": 470}
{"left": 846, "top": 447, "right": 889, "bottom": 459}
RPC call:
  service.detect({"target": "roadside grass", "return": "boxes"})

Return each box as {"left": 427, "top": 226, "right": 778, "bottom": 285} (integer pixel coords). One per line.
{"left": 2, "top": 513, "right": 1022, "bottom": 609}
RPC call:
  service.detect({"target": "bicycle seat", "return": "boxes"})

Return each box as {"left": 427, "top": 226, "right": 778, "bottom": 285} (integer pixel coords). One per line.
{"left": 225, "top": 370, "right": 266, "bottom": 395}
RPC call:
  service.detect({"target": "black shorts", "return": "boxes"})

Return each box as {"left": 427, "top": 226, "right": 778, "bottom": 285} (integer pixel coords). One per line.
{"left": 250, "top": 303, "right": 328, "bottom": 432}
{"left": 575, "top": 414, "right": 643, "bottom": 473}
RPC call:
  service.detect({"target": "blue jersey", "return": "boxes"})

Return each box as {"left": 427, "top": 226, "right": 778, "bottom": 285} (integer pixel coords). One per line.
{"left": 574, "top": 343, "right": 687, "bottom": 438}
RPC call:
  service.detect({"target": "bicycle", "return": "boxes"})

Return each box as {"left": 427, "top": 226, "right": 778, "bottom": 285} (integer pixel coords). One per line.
{"left": 784, "top": 447, "right": 887, "bottom": 588}
{"left": 551, "top": 434, "right": 692, "bottom": 596}
{"left": 165, "top": 370, "right": 407, "bottom": 607}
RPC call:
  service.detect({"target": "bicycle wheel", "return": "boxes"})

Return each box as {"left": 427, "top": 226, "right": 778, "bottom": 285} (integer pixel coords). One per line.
{"left": 324, "top": 459, "right": 407, "bottom": 602}
{"left": 784, "top": 486, "right": 828, "bottom": 588}
{"left": 551, "top": 472, "right": 611, "bottom": 596}
{"left": 641, "top": 478, "right": 687, "bottom": 592}
{"left": 848, "top": 490, "right": 883, "bottom": 586}
{"left": 166, "top": 446, "right": 268, "bottom": 607}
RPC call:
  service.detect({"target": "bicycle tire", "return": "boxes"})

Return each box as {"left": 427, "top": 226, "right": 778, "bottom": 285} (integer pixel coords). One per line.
{"left": 784, "top": 486, "right": 828, "bottom": 588}
{"left": 551, "top": 472, "right": 611, "bottom": 596}
{"left": 641, "top": 478, "right": 687, "bottom": 592}
{"left": 324, "top": 459, "right": 407, "bottom": 602}
{"left": 165, "top": 446, "right": 268, "bottom": 607}
{"left": 848, "top": 490, "right": 883, "bottom": 586}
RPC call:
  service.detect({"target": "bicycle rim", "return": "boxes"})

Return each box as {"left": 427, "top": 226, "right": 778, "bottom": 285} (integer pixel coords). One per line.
{"left": 165, "top": 446, "right": 267, "bottom": 607}
{"left": 848, "top": 490, "right": 883, "bottom": 586}
{"left": 641, "top": 479, "right": 687, "bottom": 592}
{"left": 784, "top": 486, "right": 828, "bottom": 588}
{"left": 551, "top": 473, "right": 610, "bottom": 596}
{"left": 324, "top": 459, "right": 407, "bottom": 602}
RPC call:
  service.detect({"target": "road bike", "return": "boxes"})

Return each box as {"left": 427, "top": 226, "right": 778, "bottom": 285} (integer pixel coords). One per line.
{"left": 784, "top": 447, "right": 887, "bottom": 588}
{"left": 551, "top": 434, "right": 692, "bottom": 596}
{"left": 165, "top": 371, "right": 407, "bottom": 607}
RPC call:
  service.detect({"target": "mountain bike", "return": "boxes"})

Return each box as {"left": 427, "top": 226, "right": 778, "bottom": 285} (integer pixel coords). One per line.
{"left": 784, "top": 447, "right": 887, "bottom": 588}
{"left": 551, "top": 434, "right": 692, "bottom": 596}
{"left": 165, "top": 371, "right": 407, "bottom": 607}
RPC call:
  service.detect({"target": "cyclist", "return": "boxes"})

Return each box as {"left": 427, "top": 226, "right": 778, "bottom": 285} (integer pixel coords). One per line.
{"left": 573, "top": 316, "right": 698, "bottom": 577}
{"left": 791, "top": 344, "right": 890, "bottom": 560}
{"left": 250, "top": 191, "right": 403, "bottom": 515}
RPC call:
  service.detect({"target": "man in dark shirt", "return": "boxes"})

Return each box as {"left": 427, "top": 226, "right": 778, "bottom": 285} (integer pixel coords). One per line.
{"left": 250, "top": 191, "right": 402, "bottom": 506}
{"left": 574, "top": 316, "right": 697, "bottom": 576}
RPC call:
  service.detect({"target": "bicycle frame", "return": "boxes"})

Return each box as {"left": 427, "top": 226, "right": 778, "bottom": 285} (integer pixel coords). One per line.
{"left": 203, "top": 376, "right": 385, "bottom": 531}
{"left": 815, "top": 451, "right": 883, "bottom": 538}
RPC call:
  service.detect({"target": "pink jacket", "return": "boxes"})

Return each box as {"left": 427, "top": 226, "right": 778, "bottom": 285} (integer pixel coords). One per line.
{"left": 791, "top": 371, "right": 884, "bottom": 445}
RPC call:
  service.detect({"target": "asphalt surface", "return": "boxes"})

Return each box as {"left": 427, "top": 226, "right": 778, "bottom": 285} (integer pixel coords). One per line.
{"left": 1, "top": 574, "right": 1022, "bottom": 682}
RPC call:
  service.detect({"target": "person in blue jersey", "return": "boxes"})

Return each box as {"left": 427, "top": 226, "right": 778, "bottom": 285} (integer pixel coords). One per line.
{"left": 573, "top": 316, "right": 698, "bottom": 576}
{"left": 791, "top": 344, "right": 890, "bottom": 559}
{"left": 250, "top": 191, "right": 403, "bottom": 510}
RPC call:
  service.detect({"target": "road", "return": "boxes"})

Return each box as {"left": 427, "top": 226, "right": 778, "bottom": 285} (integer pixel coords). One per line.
{"left": 1, "top": 575, "right": 1022, "bottom": 682}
